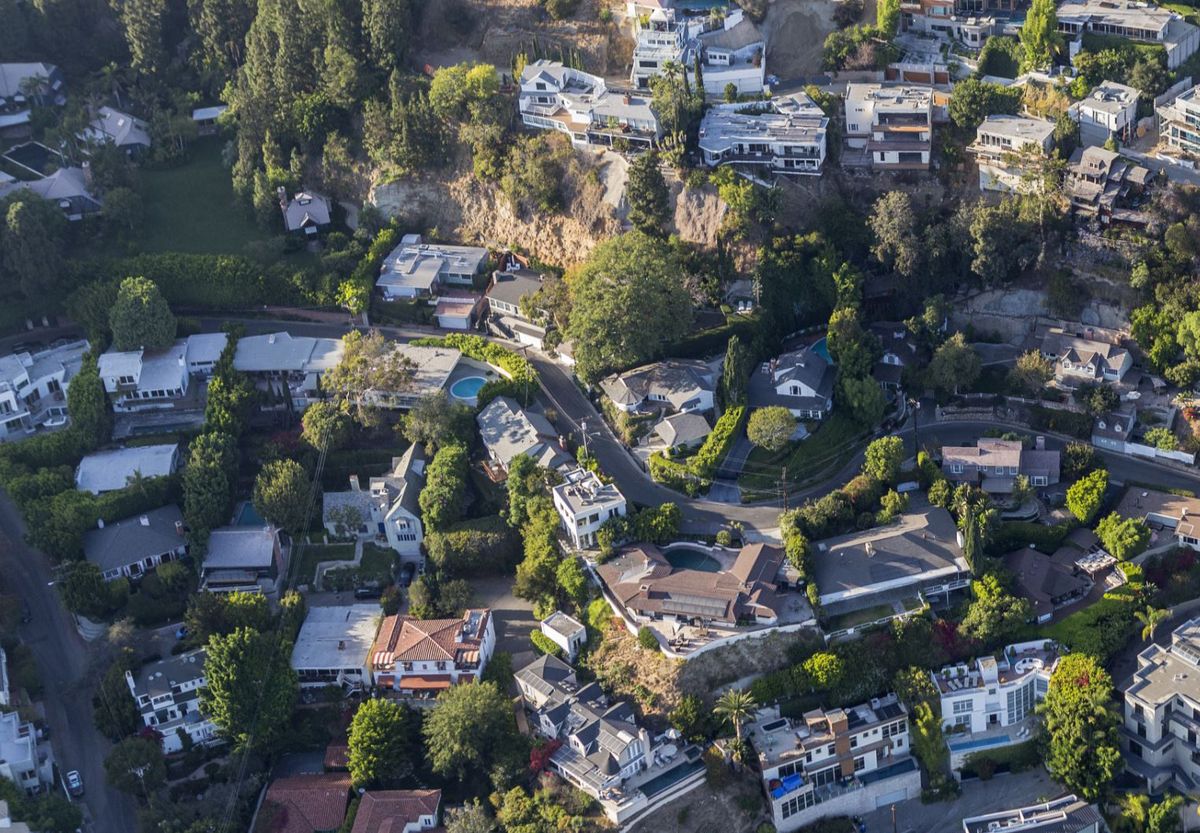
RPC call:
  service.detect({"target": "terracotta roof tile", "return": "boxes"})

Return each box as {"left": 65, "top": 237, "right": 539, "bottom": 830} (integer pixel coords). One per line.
{"left": 371, "top": 610, "right": 490, "bottom": 668}
{"left": 351, "top": 789, "right": 442, "bottom": 833}
{"left": 260, "top": 773, "right": 350, "bottom": 833}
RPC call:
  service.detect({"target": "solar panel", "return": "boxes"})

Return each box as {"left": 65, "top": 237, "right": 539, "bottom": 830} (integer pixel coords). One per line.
{"left": 661, "top": 593, "right": 728, "bottom": 618}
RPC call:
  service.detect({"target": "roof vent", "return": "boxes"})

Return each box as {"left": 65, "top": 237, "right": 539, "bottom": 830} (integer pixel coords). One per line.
{"left": 139, "top": 515, "right": 150, "bottom": 526}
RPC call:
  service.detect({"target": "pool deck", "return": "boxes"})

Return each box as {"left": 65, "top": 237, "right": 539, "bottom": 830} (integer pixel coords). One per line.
{"left": 446, "top": 357, "right": 500, "bottom": 404}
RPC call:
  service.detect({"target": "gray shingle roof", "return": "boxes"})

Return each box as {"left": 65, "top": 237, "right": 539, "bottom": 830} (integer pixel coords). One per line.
{"left": 203, "top": 526, "right": 278, "bottom": 571}
{"left": 83, "top": 505, "right": 185, "bottom": 573}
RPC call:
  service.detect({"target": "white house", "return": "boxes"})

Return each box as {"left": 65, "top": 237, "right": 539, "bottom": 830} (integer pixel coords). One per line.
{"left": 361, "top": 344, "right": 462, "bottom": 411}
{"left": 519, "top": 60, "right": 661, "bottom": 152}
{"left": 698, "top": 94, "right": 828, "bottom": 176}
{"left": 962, "top": 796, "right": 1106, "bottom": 833}
{"left": 184, "top": 332, "right": 229, "bottom": 376}
{"left": 540, "top": 611, "right": 587, "bottom": 661}
{"left": 476, "top": 396, "right": 572, "bottom": 476}
{"left": 1071, "top": 80, "right": 1140, "bottom": 143}
{"left": 376, "top": 234, "right": 489, "bottom": 300}
{"left": 1158, "top": 83, "right": 1200, "bottom": 156}
{"left": 75, "top": 443, "right": 179, "bottom": 494}
{"left": 749, "top": 345, "right": 835, "bottom": 419}
{"left": 0, "top": 710, "right": 53, "bottom": 795}
{"left": 322, "top": 444, "right": 426, "bottom": 559}
{"left": 968, "top": 115, "right": 1056, "bottom": 192}
{"left": 98, "top": 341, "right": 189, "bottom": 411}
{"left": 232, "top": 331, "right": 344, "bottom": 411}
{"left": 695, "top": 8, "right": 767, "bottom": 97}
{"left": 599, "top": 359, "right": 717, "bottom": 415}
{"left": 630, "top": 8, "right": 689, "bottom": 89}
{"left": 371, "top": 609, "right": 495, "bottom": 697}
{"left": 1057, "top": 0, "right": 1200, "bottom": 69}
{"left": 127, "top": 650, "right": 218, "bottom": 754}
{"left": 1040, "top": 327, "right": 1132, "bottom": 387}
{"left": 80, "top": 106, "right": 151, "bottom": 156}
{"left": 0, "top": 339, "right": 88, "bottom": 440}
{"left": 552, "top": 467, "right": 627, "bottom": 549}
{"left": 83, "top": 504, "right": 187, "bottom": 582}
{"left": 291, "top": 605, "right": 383, "bottom": 690}
{"left": 844, "top": 84, "right": 935, "bottom": 170}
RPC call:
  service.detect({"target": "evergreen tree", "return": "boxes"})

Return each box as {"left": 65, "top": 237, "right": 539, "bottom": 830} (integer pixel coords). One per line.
{"left": 625, "top": 151, "right": 671, "bottom": 234}
{"left": 362, "top": 0, "right": 411, "bottom": 74}
{"left": 1020, "top": 0, "right": 1061, "bottom": 71}
{"left": 1037, "top": 654, "right": 1121, "bottom": 800}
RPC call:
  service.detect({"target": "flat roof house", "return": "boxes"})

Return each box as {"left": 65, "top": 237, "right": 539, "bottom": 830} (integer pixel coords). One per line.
{"left": 750, "top": 345, "right": 835, "bottom": 420}
{"left": 844, "top": 84, "right": 935, "bottom": 171}
{"left": 376, "top": 234, "right": 489, "bottom": 300}
{"left": 477, "top": 395, "right": 573, "bottom": 476}
{"left": 75, "top": 443, "right": 179, "bottom": 494}
{"left": 699, "top": 94, "right": 828, "bottom": 176}
{"left": 126, "top": 649, "right": 218, "bottom": 754}
{"left": 351, "top": 789, "right": 441, "bottom": 833}
{"left": 519, "top": 59, "right": 661, "bottom": 152}
{"left": 1065, "top": 146, "right": 1152, "bottom": 221}
{"left": 280, "top": 189, "right": 332, "bottom": 236}
{"left": 940, "top": 436, "right": 1060, "bottom": 493}
{"left": 199, "top": 525, "right": 285, "bottom": 593}
{"left": 233, "top": 331, "right": 344, "bottom": 411}
{"left": 968, "top": 115, "right": 1056, "bottom": 193}
{"left": 962, "top": 795, "right": 1105, "bottom": 833}
{"left": 322, "top": 444, "right": 426, "bottom": 558}
{"left": 0, "top": 709, "right": 54, "bottom": 795}
{"left": 0, "top": 338, "right": 88, "bottom": 440}
{"left": 630, "top": 7, "right": 689, "bottom": 90}
{"left": 1040, "top": 326, "right": 1133, "bottom": 386}
{"left": 695, "top": 8, "right": 767, "bottom": 97}
{"left": 83, "top": 504, "right": 187, "bottom": 582}
{"left": 600, "top": 359, "right": 717, "bottom": 415}
{"left": 361, "top": 343, "right": 462, "bottom": 410}
{"left": 1072, "top": 80, "right": 1140, "bottom": 143}
{"left": 371, "top": 609, "right": 495, "bottom": 697}
{"left": 1159, "top": 82, "right": 1200, "bottom": 157}
{"left": 98, "top": 340, "right": 190, "bottom": 411}
{"left": 80, "top": 106, "right": 151, "bottom": 156}
{"left": 291, "top": 605, "right": 382, "bottom": 690}
{"left": 1057, "top": 0, "right": 1200, "bottom": 68}
{"left": 541, "top": 611, "right": 587, "bottom": 661}
{"left": 552, "top": 467, "right": 628, "bottom": 549}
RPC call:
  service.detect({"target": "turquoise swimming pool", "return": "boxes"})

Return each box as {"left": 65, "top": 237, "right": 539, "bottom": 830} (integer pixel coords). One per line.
{"left": 236, "top": 502, "right": 266, "bottom": 527}
{"left": 450, "top": 376, "right": 487, "bottom": 400}
{"left": 812, "top": 337, "right": 831, "bottom": 363}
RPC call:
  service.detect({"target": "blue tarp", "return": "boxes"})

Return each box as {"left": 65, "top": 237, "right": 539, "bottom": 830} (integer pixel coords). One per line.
{"left": 770, "top": 773, "right": 804, "bottom": 799}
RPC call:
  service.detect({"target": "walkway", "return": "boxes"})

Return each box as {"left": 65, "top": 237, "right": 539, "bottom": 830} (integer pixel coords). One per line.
{"left": 313, "top": 538, "right": 363, "bottom": 591}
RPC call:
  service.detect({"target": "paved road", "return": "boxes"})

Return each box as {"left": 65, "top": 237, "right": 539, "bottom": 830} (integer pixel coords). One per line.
{"left": 0, "top": 493, "right": 137, "bottom": 833}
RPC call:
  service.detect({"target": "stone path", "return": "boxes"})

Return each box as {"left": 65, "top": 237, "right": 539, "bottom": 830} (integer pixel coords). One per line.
{"left": 313, "top": 538, "right": 363, "bottom": 591}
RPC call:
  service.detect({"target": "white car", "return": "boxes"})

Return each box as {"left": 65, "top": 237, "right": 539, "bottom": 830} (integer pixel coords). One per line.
{"left": 65, "top": 770, "right": 83, "bottom": 797}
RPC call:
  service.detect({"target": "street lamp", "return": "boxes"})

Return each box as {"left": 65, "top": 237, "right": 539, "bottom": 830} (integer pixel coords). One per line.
{"left": 907, "top": 396, "right": 921, "bottom": 458}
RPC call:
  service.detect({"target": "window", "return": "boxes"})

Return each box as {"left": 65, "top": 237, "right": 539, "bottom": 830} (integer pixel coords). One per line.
{"left": 853, "top": 756, "right": 865, "bottom": 772}
{"left": 777, "top": 762, "right": 800, "bottom": 778}
{"left": 951, "top": 463, "right": 963, "bottom": 474}
{"left": 952, "top": 699, "right": 973, "bottom": 715}
{"left": 779, "top": 790, "right": 815, "bottom": 818}
{"left": 849, "top": 735, "right": 858, "bottom": 748}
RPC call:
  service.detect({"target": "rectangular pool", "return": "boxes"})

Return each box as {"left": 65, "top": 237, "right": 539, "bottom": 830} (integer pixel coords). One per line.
{"left": 639, "top": 757, "right": 705, "bottom": 799}
{"left": 948, "top": 734, "right": 1011, "bottom": 753}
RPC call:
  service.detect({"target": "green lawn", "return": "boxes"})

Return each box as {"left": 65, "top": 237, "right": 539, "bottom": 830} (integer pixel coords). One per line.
{"left": 358, "top": 544, "right": 397, "bottom": 584}
{"left": 295, "top": 543, "right": 356, "bottom": 586}
{"left": 738, "top": 413, "right": 866, "bottom": 495}
{"left": 1160, "top": 1, "right": 1200, "bottom": 24}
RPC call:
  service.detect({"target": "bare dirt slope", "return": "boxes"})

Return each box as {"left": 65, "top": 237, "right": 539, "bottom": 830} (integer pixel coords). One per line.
{"left": 763, "top": 0, "right": 877, "bottom": 78}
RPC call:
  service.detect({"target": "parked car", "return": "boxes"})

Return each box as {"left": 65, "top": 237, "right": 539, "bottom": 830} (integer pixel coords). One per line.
{"left": 65, "top": 770, "right": 83, "bottom": 797}
{"left": 353, "top": 586, "right": 383, "bottom": 600}
{"left": 175, "top": 625, "right": 189, "bottom": 641}
{"left": 398, "top": 563, "right": 417, "bottom": 587}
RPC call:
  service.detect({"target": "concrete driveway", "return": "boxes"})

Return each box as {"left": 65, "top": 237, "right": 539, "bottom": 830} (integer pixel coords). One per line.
{"left": 860, "top": 769, "right": 1059, "bottom": 833}
{"left": 470, "top": 576, "right": 537, "bottom": 669}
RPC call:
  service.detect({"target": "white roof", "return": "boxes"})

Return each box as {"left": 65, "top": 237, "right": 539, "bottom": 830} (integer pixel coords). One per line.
{"left": 290, "top": 605, "right": 382, "bottom": 671}
{"left": 82, "top": 106, "right": 151, "bottom": 148}
{"left": 185, "top": 332, "right": 229, "bottom": 366}
{"left": 377, "top": 242, "right": 489, "bottom": 292}
{"left": 1078, "top": 80, "right": 1140, "bottom": 115}
{"left": 76, "top": 444, "right": 178, "bottom": 494}
{"left": 98, "top": 348, "right": 143, "bottom": 381}
{"left": 136, "top": 343, "right": 187, "bottom": 391}
{"left": 976, "top": 114, "right": 1056, "bottom": 144}
{"left": 191, "top": 105, "right": 228, "bottom": 121}
{"left": 389, "top": 343, "right": 461, "bottom": 396}
{"left": 233, "top": 332, "right": 344, "bottom": 373}
{"left": 0, "top": 63, "right": 57, "bottom": 98}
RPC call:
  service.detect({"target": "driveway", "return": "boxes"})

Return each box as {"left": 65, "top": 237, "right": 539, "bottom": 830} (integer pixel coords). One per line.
{"left": 860, "top": 769, "right": 1060, "bottom": 833}
{"left": 470, "top": 576, "right": 537, "bottom": 669}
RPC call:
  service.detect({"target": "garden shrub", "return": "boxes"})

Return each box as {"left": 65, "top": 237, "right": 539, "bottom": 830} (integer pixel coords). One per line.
{"left": 530, "top": 630, "right": 564, "bottom": 658}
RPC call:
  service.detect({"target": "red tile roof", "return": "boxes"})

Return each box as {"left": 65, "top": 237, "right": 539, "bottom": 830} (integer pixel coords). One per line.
{"left": 372, "top": 610, "right": 490, "bottom": 668}
{"left": 323, "top": 741, "right": 348, "bottom": 771}
{"left": 259, "top": 774, "right": 351, "bottom": 833}
{"left": 351, "top": 789, "right": 442, "bottom": 833}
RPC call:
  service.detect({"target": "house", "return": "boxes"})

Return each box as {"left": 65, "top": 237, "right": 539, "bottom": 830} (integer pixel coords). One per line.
{"left": 552, "top": 467, "right": 628, "bottom": 549}
{"left": 1001, "top": 546, "right": 1092, "bottom": 622}
{"left": 83, "top": 504, "right": 187, "bottom": 582}
{"left": 199, "top": 525, "right": 285, "bottom": 593}
{"left": 748, "top": 695, "right": 919, "bottom": 832}
{"left": 940, "top": 437, "right": 1060, "bottom": 493}
{"left": 477, "top": 396, "right": 572, "bottom": 476}
{"left": 259, "top": 773, "right": 351, "bottom": 833}
{"left": 869, "top": 321, "right": 923, "bottom": 391}
{"left": 290, "top": 605, "right": 382, "bottom": 690}
{"left": 0, "top": 166, "right": 103, "bottom": 220}
{"left": 184, "top": 332, "right": 229, "bottom": 376}
{"left": 98, "top": 340, "right": 190, "bottom": 411}
{"left": 1115, "top": 487, "right": 1200, "bottom": 552}
{"left": 652, "top": 411, "right": 711, "bottom": 451}
{"left": 962, "top": 796, "right": 1106, "bottom": 833}
{"left": 371, "top": 609, "right": 495, "bottom": 696}
{"left": 519, "top": 60, "right": 661, "bottom": 152}
{"left": 698, "top": 94, "right": 828, "bottom": 176}
{"left": 0, "top": 799, "right": 34, "bottom": 833}
{"left": 376, "top": 234, "right": 490, "bottom": 300}
{"left": 233, "top": 332, "right": 344, "bottom": 411}
{"left": 1040, "top": 327, "right": 1133, "bottom": 386}
{"left": 80, "top": 106, "right": 151, "bottom": 156}
{"left": 1071, "top": 81, "right": 1140, "bottom": 143}
{"left": 322, "top": 444, "right": 426, "bottom": 558}
{"left": 1057, "top": 0, "right": 1200, "bottom": 69}
{"left": 1123, "top": 618, "right": 1200, "bottom": 791}
{"left": 630, "top": 7, "right": 689, "bottom": 89}
{"left": 1092, "top": 408, "right": 1137, "bottom": 452}
{"left": 361, "top": 343, "right": 461, "bottom": 410}
{"left": 751, "top": 345, "right": 835, "bottom": 420}
{"left": 968, "top": 115, "right": 1056, "bottom": 193}
{"left": 1065, "top": 145, "right": 1152, "bottom": 221}
{"left": 433, "top": 292, "right": 484, "bottom": 330}
{"left": 0, "top": 63, "right": 64, "bottom": 131}
{"left": 0, "top": 710, "right": 53, "bottom": 795}
{"left": 813, "top": 506, "right": 971, "bottom": 617}
{"left": 844, "top": 84, "right": 935, "bottom": 170}
{"left": 75, "top": 443, "right": 179, "bottom": 494}
{"left": 280, "top": 189, "right": 332, "bottom": 236}
{"left": 485, "top": 265, "right": 553, "bottom": 348}
{"left": 901, "top": 0, "right": 1003, "bottom": 48}
{"left": 126, "top": 649, "right": 218, "bottom": 754}
{"left": 540, "top": 611, "right": 587, "bottom": 661}
{"left": 597, "top": 542, "right": 787, "bottom": 627}
{"left": 0, "top": 339, "right": 88, "bottom": 440}
{"left": 933, "top": 640, "right": 1058, "bottom": 771}
{"left": 351, "top": 789, "right": 441, "bottom": 833}
{"left": 600, "top": 360, "right": 717, "bottom": 415}
{"left": 1158, "top": 82, "right": 1200, "bottom": 157}
{"left": 191, "top": 104, "right": 227, "bottom": 135}
{"left": 695, "top": 8, "right": 767, "bottom": 97}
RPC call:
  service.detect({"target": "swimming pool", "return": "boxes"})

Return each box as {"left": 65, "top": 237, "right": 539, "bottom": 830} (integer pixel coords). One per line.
{"left": 450, "top": 376, "right": 487, "bottom": 401}
{"left": 236, "top": 502, "right": 267, "bottom": 527}
{"left": 664, "top": 545, "right": 721, "bottom": 573}
{"left": 948, "top": 734, "right": 1011, "bottom": 753}
{"left": 812, "top": 336, "right": 832, "bottom": 363}
{"left": 639, "top": 756, "right": 705, "bottom": 799}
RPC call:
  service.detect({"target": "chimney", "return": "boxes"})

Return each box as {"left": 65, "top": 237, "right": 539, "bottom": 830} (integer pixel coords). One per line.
{"left": 175, "top": 520, "right": 185, "bottom": 536}
{"left": 338, "top": 640, "right": 346, "bottom": 650}
{"left": 349, "top": 474, "right": 361, "bottom": 492}
{"left": 139, "top": 515, "right": 150, "bottom": 526}
{"left": 97, "top": 518, "right": 105, "bottom": 529}
{"left": 1035, "top": 435, "right": 1045, "bottom": 450}
{"left": 276, "top": 185, "right": 287, "bottom": 208}
{"left": 268, "top": 333, "right": 276, "bottom": 344}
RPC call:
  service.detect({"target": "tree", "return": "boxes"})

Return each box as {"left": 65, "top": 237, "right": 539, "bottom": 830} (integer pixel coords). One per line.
{"left": 722, "top": 335, "right": 751, "bottom": 405}
{"left": 60, "top": 562, "right": 118, "bottom": 620}
{"left": 1062, "top": 442, "right": 1101, "bottom": 480}
{"left": 418, "top": 443, "right": 469, "bottom": 531}
{"left": 839, "top": 374, "right": 886, "bottom": 427}
{"left": 347, "top": 699, "right": 416, "bottom": 788}
{"left": 1144, "top": 426, "right": 1177, "bottom": 451}
{"left": 300, "top": 401, "right": 351, "bottom": 451}
{"left": 958, "top": 574, "right": 1031, "bottom": 645}
{"left": 401, "top": 391, "right": 473, "bottom": 452}
{"left": 566, "top": 231, "right": 692, "bottom": 382}
{"left": 1135, "top": 606, "right": 1169, "bottom": 642}
{"left": 927, "top": 332, "right": 980, "bottom": 395}
{"left": 1037, "top": 653, "right": 1121, "bottom": 800}
{"left": 910, "top": 700, "right": 948, "bottom": 781}
{"left": 201, "top": 627, "right": 298, "bottom": 749}
{"left": 183, "top": 431, "right": 239, "bottom": 537}
{"left": 649, "top": 61, "right": 701, "bottom": 137}
{"left": 826, "top": 307, "right": 878, "bottom": 377}
{"left": 362, "top": 0, "right": 411, "bottom": 73}
{"left": 747, "top": 407, "right": 796, "bottom": 452}
{"left": 1, "top": 194, "right": 65, "bottom": 299}
{"left": 1066, "top": 468, "right": 1108, "bottom": 524}
{"left": 877, "top": 0, "right": 900, "bottom": 36}
{"left": 863, "top": 436, "right": 904, "bottom": 484}
{"left": 802, "top": 652, "right": 845, "bottom": 692}
{"left": 670, "top": 694, "right": 709, "bottom": 742}
{"left": 893, "top": 666, "right": 939, "bottom": 709}
{"left": 103, "top": 736, "right": 166, "bottom": 796}
{"left": 423, "top": 681, "right": 523, "bottom": 780}
{"left": 626, "top": 151, "right": 671, "bottom": 234}
{"left": 1095, "top": 512, "right": 1150, "bottom": 561}
{"left": 1008, "top": 350, "right": 1053, "bottom": 394}
{"left": 949, "top": 78, "right": 1024, "bottom": 131}
{"left": 67, "top": 356, "right": 113, "bottom": 450}
{"left": 445, "top": 800, "right": 496, "bottom": 833}
{"left": 868, "top": 192, "right": 921, "bottom": 277}
{"left": 322, "top": 330, "right": 415, "bottom": 426}
{"left": 713, "top": 688, "right": 756, "bottom": 746}
{"left": 637, "top": 626, "right": 659, "bottom": 650}
{"left": 252, "top": 459, "right": 312, "bottom": 532}
{"left": 109, "top": 276, "right": 177, "bottom": 351}
{"left": 93, "top": 649, "right": 141, "bottom": 740}
{"left": 1020, "top": 0, "right": 1061, "bottom": 70}
{"left": 555, "top": 557, "right": 589, "bottom": 612}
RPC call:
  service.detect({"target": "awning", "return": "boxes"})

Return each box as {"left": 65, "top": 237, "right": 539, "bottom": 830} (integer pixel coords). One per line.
{"left": 398, "top": 675, "right": 453, "bottom": 692}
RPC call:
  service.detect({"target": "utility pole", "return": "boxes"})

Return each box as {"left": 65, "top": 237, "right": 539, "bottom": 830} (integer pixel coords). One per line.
{"left": 777, "top": 465, "right": 788, "bottom": 511}
{"left": 580, "top": 419, "right": 590, "bottom": 459}
{"left": 891, "top": 803, "right": 897, "bottom": 833}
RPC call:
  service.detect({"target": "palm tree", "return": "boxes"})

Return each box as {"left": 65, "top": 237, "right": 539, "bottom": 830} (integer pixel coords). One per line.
{"left": 714, "top": 688, "right": 756, "bottom": 745}
{"left": 1135, "top": 606, "right": 1169, "bottom": 643}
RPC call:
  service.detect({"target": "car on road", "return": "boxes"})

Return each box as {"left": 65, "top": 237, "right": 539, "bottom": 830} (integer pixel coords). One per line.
{"left": 767, "top": 74, "right": 780, "bottom": 85}
{"left": 175, "top": 625, "right": 189, "bottom": 640}
{"left": 398, "top": 562, "right": 417, "bottom": 587}
{"left": 65, "top": 770, "right": 83, "bottom": 797}
{"left": 353, "top": 586, "right": 383, "bottom": 600}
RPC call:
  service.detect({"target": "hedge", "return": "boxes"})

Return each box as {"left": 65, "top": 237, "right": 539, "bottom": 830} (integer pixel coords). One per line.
{"left": 424, "top": 515, "right": 522, "bottom": 576}
{"left": 664, "top": 313, "right": 761, "bottom": 361}
{"left": 75, "top": 253, "right": 292, "bottom": 309}
{"left": 1041, "top": 593, "right": 1138, "bottom": 663}
{"left": 648, "top": 406, "right": 746, "bottom": 494}
{"left": 530, "top": 630, "right": 564, "bottom": 658}
{"left": 989, "top": 520, "right": 1074, "bottom": 555}
{"left": 961, "top": 738, "right": 1041, "bottom": 779}
{"left": 1028, "top": 406, "right": 1093, "bottom": 439}
{"left": 410, "top": 334, "right": 539, "bottom": 410}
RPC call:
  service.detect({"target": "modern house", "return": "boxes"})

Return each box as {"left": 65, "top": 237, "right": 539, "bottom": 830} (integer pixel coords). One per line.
{"left": 1057, "top": 0, "right": 1200, "bottom": 69}
{"left": 748, "top": 695, "right": 919, "bottom": 832}
{"left": 600, "top": 360, "right": 717, "bottom": 415}
{"left": 322, "top": 444, "right": 426, "bottom": 558}
{"left": 126, "top": 649, "right": 218, "bottom": 754}
{"left": 694, "top": 9, "right": 767, "bottom": 97}
{"left": 1040, "top": 327, "right": 1133, "bottom": 386}
{"left": 477, "top": 396, "right": 572, "bottom": 476}
{"left": 360, "top": 343, "right": 462, "bottom": 410}
{"left": 280, "top": 189, "right": 332, "bottom": 236}
{"left": 1158, "top": 82, "right": 1200, "bottom": 157}
{"left": 80, "top": 106, "right": 151, "bottom": 156}
{"left": 519, "top": 60, "right": 661, "bottom": 152}
{"left": 1065, "top": 145, "right": 1152, "bottom": 221}
{"left": 844, "top": 84, "right": 935, "bottom": 170}
{"left": 751, "top": 345, "right": 835, "bottom": 420}
{"left": 98, "top": 340, "right": 190, "bottom": 411}
{"left": 259, "top": 774, "right": 351, "bottom": 833}
{"left": 962, "top": 796, "right": 1106, "bottom": 833}
{"left": 0, "top": 63, "right": 64, "bottom": 131}
{"left": 552, "top": 467, "right": 628, "bottom": 549}
{"left": 0, "top": 709, "right": 53, "bottom": 795}
{"left": 0, "top": 339, "right": 88, "bottom": 440}
{"left": 968, "top": 115, "right": 1056, "bottom": 193}
{"left": 485, "top": 264, "right": 550, "bottom": 349}
{"left": 83, "top": 504, "right": 188, "bottom": 582}
{"left": 184, "top": 332, "right": 229, "bottom": 376}
{"left": 698, "top": 94, "right": 828, "bottom": 176}
{"left": 813, "top": 506, "right": 971, "bottom": 618}
{"left": 1002, "top": 545, "right": 1092, "bottom": 622}
{"left": 1122, "top": 617, "right": 1200, "bottom": 791}
{"left": 232, "top": 331, "right": 344, "bottom": 411}
{"left": 351, "top": 789, "right": 441, "bottom": 833}
{"left": 596, "top": 542, "right": 787, "bottom": 627}
{"left": 371, "top": 609, "right": 495, "bottom": 696}
{"left": 75, "top": 443, "right": 180, "bottom": 494}
{"left": 199, "top": 525, "right": 285, "bottom": 593}
{"left": 290, "top": 605, "right": 383, "bottom": 691}
{"left": 940, "top": 437, "right": 1060, "bottom": 492}
{"left": 540, "top": 611, "right": 588, "bottom": 661}
{"left": 376, "top": 234, "right": 489, "bottom": 300}
{"left": 1071, "top": 80, "right": 1140, "bottom": 143}
{"left": 934, "top": 640, "right": 1058, "bottom": 771}
{"left": 433, "top": 292, "right": 484, "bottom": 330}
{"left": 1115, "top": 488, "right": 1200, "bottom": 552}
